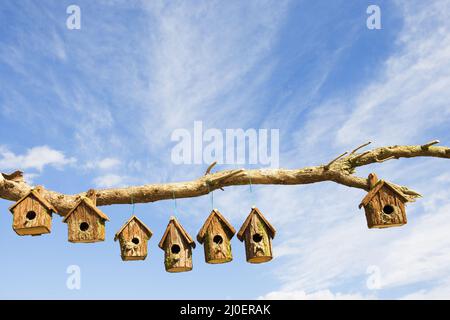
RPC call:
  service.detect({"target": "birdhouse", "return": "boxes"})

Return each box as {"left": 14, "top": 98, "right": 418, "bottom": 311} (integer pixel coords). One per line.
{"left": 9, "top": 186, "right": 56, "bottom": 236}
{"left": 359, "top": 173, "right": 409, "bottom": 229}
{"left": 114, "top": 215, "right": 153, "bottom": 261}
{"left": 197, "top": 209, "right": 236, "bottom": 264}
{"left": 62, "top": 190, "right": 110, "bottom": 243}
{"left": 158, "top": 216, "right": 196, "bottom": 273}
{"left": 237, "top": 207, "right": 276, "bottom": 263}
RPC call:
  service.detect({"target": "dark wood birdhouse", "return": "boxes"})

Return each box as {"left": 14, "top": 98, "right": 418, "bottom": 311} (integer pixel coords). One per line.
{"left": 197, "top": 209, "right": 236, "bottom": 264}
{"left": 359, "top": 173, "right": 409, "bottom": 229}
{"left": 237, "top": 207, "right": 276, "bottom": 263}
{"left": 9, "top": 186, "right": 56, "bottom": 236}
{"left": 158, "top": 216, "right": 196, "bottom": 273}
{"left": 114, "top": 215, "right": 153, "bottom": 261}
{"left": 62, "top": 191, "right": 110, "bottom": 243}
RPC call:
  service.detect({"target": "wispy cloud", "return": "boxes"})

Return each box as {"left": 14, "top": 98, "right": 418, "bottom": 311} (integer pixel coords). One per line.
{"left": 258, "top": 0, "right": 450, "bottom": 299}
{"left": 0, "top": 145, "right": 76, "bottom": 172}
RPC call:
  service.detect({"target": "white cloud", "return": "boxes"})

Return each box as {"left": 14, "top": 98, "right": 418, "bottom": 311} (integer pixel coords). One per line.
{"left": 85, "top": 157, "right": 121, "bottom": 170}
{"left": 93, "top": 174, "right": 128, "bottom": 188}
{"left": 259, "top": 0, "right": 450, "bottom": 299}
{"left": 260, "top": 289, "right": 367, "bottom": 300}
{"left": 336, "top": 0, "right": 450, "bottom": 147}
{"left": 0, "top": 145, "right": 76, "bottom": 172}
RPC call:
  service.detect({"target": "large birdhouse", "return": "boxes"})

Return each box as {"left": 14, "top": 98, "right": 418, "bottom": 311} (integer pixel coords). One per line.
{"left": 197, "top": 209, "right": 236, "bottom": 264}
{"left": 62, "top": 191, "right": 110, "bottom": 243}
{"left": 9, "top": 187, "right": 56, "bottom": 236}
{"left": 359, "top": 173, "right": 409, "bottom": 229}
{"left": 114, "top": 215, "right": 153, "bottom": 261}
{"left": 159, "top": 216, "right": 196, "bottom": 273}
{"left": 237, "top": 207, "right": 276, "bottom": 263}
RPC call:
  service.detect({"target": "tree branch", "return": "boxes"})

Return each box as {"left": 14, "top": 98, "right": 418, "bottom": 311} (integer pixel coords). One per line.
{"left": 1, "top": 141, "right": 449, "bottom": 216}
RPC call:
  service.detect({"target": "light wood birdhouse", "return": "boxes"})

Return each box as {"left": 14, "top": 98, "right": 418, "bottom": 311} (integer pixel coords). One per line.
{"left": 158, "top": 216, "right": 196, "bottom": 273}
{"left": 9, "top": 186, "right": 56, "bottom": 236}
{"left": 62, "top": 190, "right": 110, "bottom": 243}
{"left": 197, "top": 209, "right": 236, "bottom": 264}
{"left": 237, "top": 207, "right": 276, "bottom": 263}
{"left": 114, "top": 215, "right": 153, "bottom": 261}
{"left": 359, "top": 173, "right": 409, "bottom": 228}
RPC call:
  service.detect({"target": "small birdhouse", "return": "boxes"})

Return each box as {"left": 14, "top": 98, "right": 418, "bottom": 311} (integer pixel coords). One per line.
{"left": 237, "top": 207, "right": 276, "bottom": 264}
{"left": 9, "top": 186, "right": 56, "bottom": 236}
{"left": 158, "top": 216, "right": 196, "bottom": 273}
{"left": 359, "top": 173, "right": 409, "bottom": 229}
{"left": 62, "top": 190, "right": 110, "bottom": 243}
{"left": 197, "top": 209, "right": 236, "bottom": 264}
{"left": 114, "top": 215, "right": 153, "bottom": 261}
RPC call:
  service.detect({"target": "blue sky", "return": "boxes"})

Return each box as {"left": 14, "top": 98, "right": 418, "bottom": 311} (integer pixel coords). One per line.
{"left": 1, "top": 0, "right": 450, "bottom": 299}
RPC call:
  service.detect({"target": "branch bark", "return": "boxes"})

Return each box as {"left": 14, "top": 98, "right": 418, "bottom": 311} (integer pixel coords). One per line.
{"left": 1, "top": 142, "right": 449, "bottom": 216}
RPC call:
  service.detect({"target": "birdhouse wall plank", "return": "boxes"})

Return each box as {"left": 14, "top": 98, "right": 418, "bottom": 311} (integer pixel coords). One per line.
{"left": 243, "top": 215, "right": 273, "bottom": 263}
{"left": 364, "top": 186, "right": 407, "bottom": 228}
{"left": 163, "top": 225, "right": 193, "bottom": 272}
{"left": 12, "top": 196, "right": 52, "bottom": 235}
{"left": 118, "top": 219, "right": 149, "bottom": 260}
{"left": 67, "top": 203, "right": 105, "bottom": 242}
{"left": 203, "top": 216, "right": 232, "bottom": 264}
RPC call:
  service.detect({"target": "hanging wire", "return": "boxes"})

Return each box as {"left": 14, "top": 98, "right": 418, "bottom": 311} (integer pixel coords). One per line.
{"left": 173, "top": 191, "right": 178, "bottom": 215}
{"left": 248, "top": 174, "right": 255, "bottom": 207}
{"left": 130, "top": 190, "right": 135, "bottom": 216}
{"left": 207, "top": 182, "right": 214, "bottom": 211}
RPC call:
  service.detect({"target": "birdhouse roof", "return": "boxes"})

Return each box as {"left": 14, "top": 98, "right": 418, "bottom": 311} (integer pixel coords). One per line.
{"left": 237, "top": 207, "right": 276, "bottom": 241}
{"left": 197, "top": 209, "right": 236, "bottom": 244}
{"left": 9, "top": 188, "right": 56, "bottom": 214}
{"left": 114, "top": 215, "right": 153, "bottom": 241}
{"left": 158, "top": 216, "right": 196, "bottom": 249}
{"left": 62, "top": 197, "right": 110, "bottom": 223}
{"left": 359, "top": 180, "right": 409, "bottom": 209}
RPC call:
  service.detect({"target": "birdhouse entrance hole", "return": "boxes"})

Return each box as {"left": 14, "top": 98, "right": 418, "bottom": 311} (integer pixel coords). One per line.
{"left": 79, "top": 222, "right": 89, "bottom": 231}
{"left": 383, "top": 205, "right": 394, "bottom": 215}
{"left": 213, "top": 235, "right": 223, "bottom": 245}
{"left": 171, "top": 244, "right": 181, "bottom": 254}
{"left": 253, "top": 233, "right": 263, "bottom": 243}
{"left": 131, "top": 237, "right": 140, "bottom": 245}
{"left": 26, "top": 211, "right": 36, "bottom": 220}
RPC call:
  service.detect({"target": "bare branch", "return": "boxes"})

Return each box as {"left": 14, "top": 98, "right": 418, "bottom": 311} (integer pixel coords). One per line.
{"left": 324, "top": 152, "right": 348, "bottom": 170}
{"left": 350, "top": 141, "right": 372, "bottom": 155}
{"left": 0, "top": 141, "right": 448, "bottom": 216}
{"left": 375, "top": 156, "right": 398, "bottom": 163}
{"left": 204, "top": 161, "right": 217, "bottom": 175}
{"left": 421, "top": 140, "right": 440, "bottom": 150}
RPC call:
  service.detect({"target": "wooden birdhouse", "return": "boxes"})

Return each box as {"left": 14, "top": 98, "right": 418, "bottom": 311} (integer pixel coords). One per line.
{"left": 9, "top": 186, "right": 56, "bottom": 236}
{"left": 114, "top": 215, "right": 153, "bottom": 261}
{"left": 359, "top": 173, "right": 409, "bottom": 229}
{"left": 237, "top": 207, "right": 276, "bottom": 263}
{"left": 158, "top": 216, "right": 196, "bottom": 273}
{"left": 62, "top": 190, "right": 110, "bottom": 243}
{"left": 197, "top": 209, "right": 236, "bottom": 264}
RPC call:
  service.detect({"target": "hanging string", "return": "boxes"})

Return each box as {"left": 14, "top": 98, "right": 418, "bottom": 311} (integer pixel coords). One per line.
{"left": 207, "top": 182, "right": 214, "bottom": 211}
{"left": 130, "top": 190, "right": 135, "bottom": 216}
{"left": 172, "top": 191, "right": 178, "bottom": 215}
{"left": 248, "top": 174, "right": 256, "bottom": 208}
